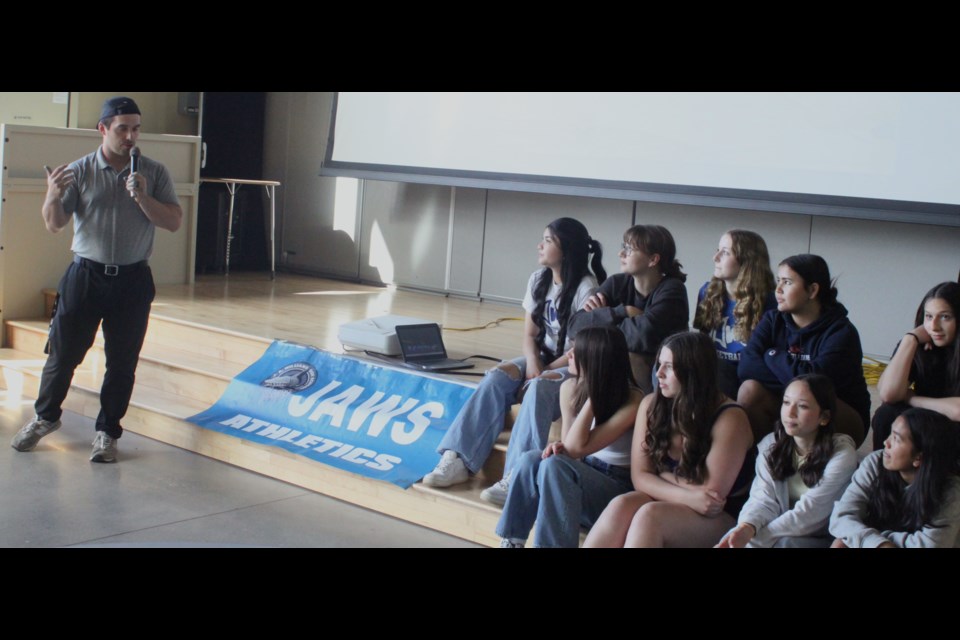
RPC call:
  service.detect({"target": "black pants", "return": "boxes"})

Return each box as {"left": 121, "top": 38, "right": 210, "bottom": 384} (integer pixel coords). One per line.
{"left": 35, "top": 259, "right": 155, "bottom": 438}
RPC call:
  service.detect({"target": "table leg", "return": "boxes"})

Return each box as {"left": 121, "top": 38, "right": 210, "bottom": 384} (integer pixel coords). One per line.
{"left": 266, "top": 184, "right": 276, "bottom": 280}
{"left": 225, "top": 182, "right": 238, "bottom": 276}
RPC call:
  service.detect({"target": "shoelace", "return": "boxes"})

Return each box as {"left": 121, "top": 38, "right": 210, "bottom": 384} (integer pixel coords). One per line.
{"left": 436, "top": 455, "right": 457, "bottom": 473}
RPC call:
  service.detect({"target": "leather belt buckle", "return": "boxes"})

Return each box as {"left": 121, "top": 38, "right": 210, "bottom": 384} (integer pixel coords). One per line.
{"left": 104, "top": 264, "right": 120, "bottom": 276}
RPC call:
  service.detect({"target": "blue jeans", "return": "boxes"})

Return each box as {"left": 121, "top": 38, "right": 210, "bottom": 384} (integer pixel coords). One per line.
{"left": 495, "top": 450, "right": 633, "bottom": 548}
{"left": 438, "top": 357, "right": 570, "bottom": 475}
{"left": 437, "top": 356, "right": 523, "bottom": 474}
{"left": 501, "top": 368, "right": 570, "bottom": 477}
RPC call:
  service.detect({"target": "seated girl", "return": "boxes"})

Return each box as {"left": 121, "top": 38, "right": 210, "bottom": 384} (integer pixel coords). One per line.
{"left": 480, "top": 224, "right": 687, "bottom": 505}
{"left": 583, "top": 331, "right": 754, "bottom": 548}
{"left": 495, "top": 326, "right": 643, "bottom": 548}
{"left": 423, "top": 217, "right": 605, "bottom": 488}
{"left": 715, "top": 374, "right": 857, "bottom": 548}
{"left": 830, "top": 408, "right": 960, "bottom": 548}
{"left": 737, "top": 254, "right": 871, "bottom": 447}
{"left": 693, "top": 229, "right": 776, "bottom": 400}
{"left": 567, "top": 224, "right": 689, "bottom": 393}
{"left": 872, "top": 281, "right": 960, "bottom": 450}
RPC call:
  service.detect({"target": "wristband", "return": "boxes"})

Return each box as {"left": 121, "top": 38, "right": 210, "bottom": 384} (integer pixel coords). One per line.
{"left": 905, "top": 333, "right": 921, "bottom": 346}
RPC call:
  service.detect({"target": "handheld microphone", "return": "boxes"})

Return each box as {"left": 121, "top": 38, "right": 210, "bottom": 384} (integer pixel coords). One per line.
{"left": 129, "top": 146, "right": 141, "bottom": 198}
{"left": 130, "top": 146, "right": 141, "bottom": 174}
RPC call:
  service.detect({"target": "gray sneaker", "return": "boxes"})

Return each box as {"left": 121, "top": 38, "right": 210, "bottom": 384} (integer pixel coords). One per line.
{"left": 90, "top": 431, "right": 118, "bottom": 463}
{"left": 10, "top": 416, "right": 62, "bottom": 451}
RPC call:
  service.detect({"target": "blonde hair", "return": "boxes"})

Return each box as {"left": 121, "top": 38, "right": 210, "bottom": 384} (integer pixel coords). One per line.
{"left": 694, "top": 229, "right": 775, "bottom": 343}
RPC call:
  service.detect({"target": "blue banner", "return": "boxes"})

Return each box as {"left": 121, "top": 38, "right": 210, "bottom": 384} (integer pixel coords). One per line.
{"left": 186, "top": 341, "right": 475, "bottom": 488}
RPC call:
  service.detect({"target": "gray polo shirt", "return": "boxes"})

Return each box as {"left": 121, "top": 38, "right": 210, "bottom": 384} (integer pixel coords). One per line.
{"left": 61, "top": 148, "right": 180, "bottom": 265}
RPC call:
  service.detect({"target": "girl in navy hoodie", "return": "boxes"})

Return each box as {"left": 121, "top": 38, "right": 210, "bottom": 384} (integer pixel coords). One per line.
{"left": 737, "top": 254, "right": 870, "bottom": 447}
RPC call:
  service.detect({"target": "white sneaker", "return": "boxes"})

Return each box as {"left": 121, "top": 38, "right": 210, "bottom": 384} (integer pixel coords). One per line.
{"left": 422, "top": 450, "right": 469, "bottom": 487}
{"left": 499, "top": 538, "right": 524, "bottom": 548}
{"left": 480, "top": 472, "right": 511, "bottom": 506}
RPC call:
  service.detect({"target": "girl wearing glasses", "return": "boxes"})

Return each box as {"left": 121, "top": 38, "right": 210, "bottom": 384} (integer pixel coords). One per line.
{"left": 566, "top": 224, "right": 689, "bottom": 394}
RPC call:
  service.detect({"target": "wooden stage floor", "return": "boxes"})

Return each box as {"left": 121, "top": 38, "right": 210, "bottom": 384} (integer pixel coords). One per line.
{"left": 151, "top": 272, "right": 526, "bottom": 370}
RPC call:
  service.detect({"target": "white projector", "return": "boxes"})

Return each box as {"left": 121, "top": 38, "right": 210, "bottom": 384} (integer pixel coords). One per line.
{"left": 338, "top": 314, "right": 439, "bottom": 355}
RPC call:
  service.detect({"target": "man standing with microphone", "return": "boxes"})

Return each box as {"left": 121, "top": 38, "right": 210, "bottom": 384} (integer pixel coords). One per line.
{"left": 10, "top": 96, "right": 182, "bottom": 462}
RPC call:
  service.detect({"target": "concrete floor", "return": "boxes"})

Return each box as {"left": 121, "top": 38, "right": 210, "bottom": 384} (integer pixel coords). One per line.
{"left": 0, "top": 399, "right": 479, "bottom": 548}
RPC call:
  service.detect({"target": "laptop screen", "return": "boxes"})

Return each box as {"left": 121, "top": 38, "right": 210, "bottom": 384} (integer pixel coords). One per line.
{"left": 395, "top": 324, "right": 447, "bottom": 361}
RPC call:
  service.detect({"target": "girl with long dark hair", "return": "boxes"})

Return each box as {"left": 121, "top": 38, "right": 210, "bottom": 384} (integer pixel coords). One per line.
{"left": 715, "top": 374, "right": 857, "bottom": 548}
{"left": 424, "top": 218, "right": 606, "bottom": 489}
{"left": 481, "top": 223, "right": 687, "bottom": 505}
{"left": 583, "top": 331, "right": 754, "bottom": 548}
{"left": 830, "top": 408, "right": 960, "bottom": 548}
{"left": 872, "top": 281, "right": 960, "bottom": 450}
{"left": 737, "top": 254, "right": 871, "bottom": 447}
{"left": 496, "top": 327, "right": 643, "bottom": 547}
{"left": 694, "top": 229, "right": 776, "bottom": 399}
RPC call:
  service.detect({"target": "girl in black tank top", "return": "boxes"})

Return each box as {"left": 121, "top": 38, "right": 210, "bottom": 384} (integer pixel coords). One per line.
{"left": 584, "top": 331, "right": 755, "bottom": 548}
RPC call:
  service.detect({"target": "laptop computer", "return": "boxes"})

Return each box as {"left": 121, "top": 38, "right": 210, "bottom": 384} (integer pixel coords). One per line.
{"left": 394, "top": 323, "right": 475, "bottom": 372}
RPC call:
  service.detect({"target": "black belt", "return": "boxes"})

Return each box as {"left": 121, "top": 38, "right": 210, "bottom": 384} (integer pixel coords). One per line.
{"left": 74, "top": 256, "right": 148, "bottom": 276}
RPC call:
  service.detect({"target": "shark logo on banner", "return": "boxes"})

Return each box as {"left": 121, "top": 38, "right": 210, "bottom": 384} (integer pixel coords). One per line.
{"left": 186, "top": 341, "right": 476, "bottom": 488}
{"left": 262, "top": 362, "right": 318, "bottom": 392}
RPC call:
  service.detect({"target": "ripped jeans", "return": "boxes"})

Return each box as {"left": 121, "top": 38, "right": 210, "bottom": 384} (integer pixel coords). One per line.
{"left": 437, "top": 356, "right": 571, "bottom": 476}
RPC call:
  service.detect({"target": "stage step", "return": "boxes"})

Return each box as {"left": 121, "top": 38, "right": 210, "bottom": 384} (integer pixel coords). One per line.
{"left": 2, "top": 314, "right": 543, "bottom": 547}
{"left": 6, "top": 319, "right": 247, "bottom": 408}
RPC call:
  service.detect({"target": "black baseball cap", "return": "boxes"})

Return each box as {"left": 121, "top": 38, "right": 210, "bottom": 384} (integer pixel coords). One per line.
{"left": 99, "top": 96, "right": 141, "bottom": 122}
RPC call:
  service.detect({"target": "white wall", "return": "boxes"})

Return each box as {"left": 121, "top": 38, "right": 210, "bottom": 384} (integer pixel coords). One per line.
{"left": 480, "top": 190, "right": 632, "bottom": 302}
{"left": 810, "top": 217, "right": 960, "bottom": 355}
{"left": 0, "top": 93, "right": 68, "bottom": 127}
{"left": 264, "top": 92, "right": 353, "bottom": 277}
{"left": 71, "top": 92, "right": 197, "bottom": 135}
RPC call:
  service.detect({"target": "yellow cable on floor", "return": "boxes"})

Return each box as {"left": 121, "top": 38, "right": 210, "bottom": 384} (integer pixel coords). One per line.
{"left": 863, "top": 356, "right": 887, "bottom": 386}
{"left": 443, "top": 317, "right": 523, "bottom": 332}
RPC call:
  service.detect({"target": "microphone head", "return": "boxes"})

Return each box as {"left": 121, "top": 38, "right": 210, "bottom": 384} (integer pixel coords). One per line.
{"left": 130, "top": 146, "right": 141, "bottom": 172}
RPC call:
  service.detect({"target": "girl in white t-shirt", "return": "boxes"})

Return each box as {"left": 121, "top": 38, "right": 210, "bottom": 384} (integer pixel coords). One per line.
{"left": 424, "top": 218, "right": 605, "bottom": 489}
